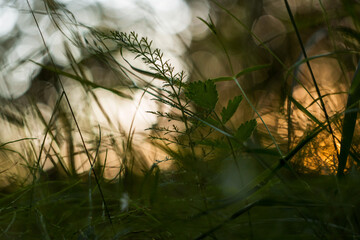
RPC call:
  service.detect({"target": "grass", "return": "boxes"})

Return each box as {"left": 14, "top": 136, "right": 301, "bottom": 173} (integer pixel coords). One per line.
{"left": 1, "top": 0, "right": 360, "bottom": 239}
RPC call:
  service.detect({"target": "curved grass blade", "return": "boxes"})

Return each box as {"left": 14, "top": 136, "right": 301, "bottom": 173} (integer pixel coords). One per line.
{"left": 198, "top": 15, "right": 234, "bottom": 74}
{"left": 284, "top": 0, "right": 339, "bottom": 160}
{"left": 337, "top": 60, "right": 360, "bottom": 177}
{"left": 30, "top": 60, "right": 131, "bottom": 99}
{"left": 288, "top": 95, "right": 322, "bottom": 126}
{"left": 284, "top": 50, "right": 358, "bottom": 81}
{"left": 210, "top": 122, "right": 325, "bottom": 211}
{"left": 195, "top": 201, "right": 259, "bottom": 240}
{"left": 211, "top": 64, "right": 271, "bottom": 83}
{"left": 232, "top": 76, "right": 284, "bottom": 158}
{"left": 26, "top": 1, "right": 114, "bottom": 230}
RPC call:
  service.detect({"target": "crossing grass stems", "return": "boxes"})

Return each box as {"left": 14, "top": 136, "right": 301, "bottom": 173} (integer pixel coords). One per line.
{"left": 1, "top": 0, "right": 360, "bottom": 239}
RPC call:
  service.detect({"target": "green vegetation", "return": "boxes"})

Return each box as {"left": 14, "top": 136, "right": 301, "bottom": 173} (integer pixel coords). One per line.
{"left": 1, "top": 0, "right": 360, "bottom": 239}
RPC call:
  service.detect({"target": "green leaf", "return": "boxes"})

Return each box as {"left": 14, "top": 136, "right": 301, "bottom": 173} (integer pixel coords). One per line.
{"left": 221, "top": 95, "right": 243, "bottom": 124}
{"left": 235, "top": 119, "right": 257, "bottom": 142}
{"left": 185, "top": 79, "right": 218, "bottom": 110}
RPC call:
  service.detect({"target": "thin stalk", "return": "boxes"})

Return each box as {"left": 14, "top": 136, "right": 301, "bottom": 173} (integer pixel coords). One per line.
{"left": 232, "top": 77, "right": 284, "bottom": 158}
{"left": 213, "top": 112, "right": 240, "bottom": 172}
{"left": 318, "top": 0, "right": 350, "bottom": 84}
{"left": 198, "top": 16, "right": 234, "bottom": 75}
{"left": 26, "top": 0, "right": 114, "bottom": 230}
{"left": 284, "top": 0, "right": 339, "bottom": 160}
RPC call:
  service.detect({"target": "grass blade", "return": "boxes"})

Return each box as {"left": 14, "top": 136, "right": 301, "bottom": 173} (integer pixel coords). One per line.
{"left": 337, "top": 60, "right": 360, "bottom": 176}
{"left": 284, "top": 0, "right": 339, "bottom": 160}
{"left": 26, "top": 0, "right": 114, "bottom": 230}
{"left": 30, "top": 60, "right": 132, "bottom": 99}
{"left": 211, "top": 64, "right": 271, "bottom": 83}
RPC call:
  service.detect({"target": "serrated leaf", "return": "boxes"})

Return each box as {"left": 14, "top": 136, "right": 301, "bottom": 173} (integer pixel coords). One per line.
{"left": 235, "top": 119, "right": 257, "bottom": 142}
{"left": 221, "top": 95, "right": 243, "bottom": 124}
{"left": 185, "top": 79, "right": 218, "bottom": 110}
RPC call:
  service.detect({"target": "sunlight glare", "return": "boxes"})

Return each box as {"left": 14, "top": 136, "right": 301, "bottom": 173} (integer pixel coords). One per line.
{"left": 0, "top": 6, "right": 18, "bottom": 38}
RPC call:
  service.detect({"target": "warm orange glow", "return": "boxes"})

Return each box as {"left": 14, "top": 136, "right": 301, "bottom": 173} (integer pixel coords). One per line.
{"left": 288, "top": 56, "right": 348, "bottom": 175}
{"left": 299, "top": 130, "right": 341, "bottom": 175}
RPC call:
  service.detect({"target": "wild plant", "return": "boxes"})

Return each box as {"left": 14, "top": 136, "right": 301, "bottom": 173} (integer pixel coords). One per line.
{"left": 1, "top": 0, "right": 360, "bottom": 239}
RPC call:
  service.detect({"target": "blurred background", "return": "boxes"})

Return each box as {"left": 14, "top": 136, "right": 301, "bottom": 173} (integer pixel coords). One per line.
{"left": 0, "top": 0, "right": 358, "bottom": 185}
